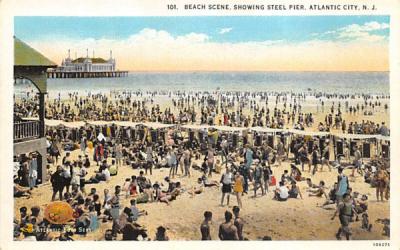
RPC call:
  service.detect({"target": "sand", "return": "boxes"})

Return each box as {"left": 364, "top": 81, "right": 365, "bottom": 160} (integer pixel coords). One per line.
{"left": 14, "top": 147, "right": 390, "bottom": 241}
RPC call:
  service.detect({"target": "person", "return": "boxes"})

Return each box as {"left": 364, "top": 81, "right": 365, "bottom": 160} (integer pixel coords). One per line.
{"left": 253, "top": 162, "right": 265, "bottom": 197}
{"left": 299, "top": 144, "right": 311, "bottom": 172}
{"left": 220, "top": 167, "right": 233, "bottom": 206}
{"left": 375, "top": 167, "right": 388, "bottom": 202}
{"left": 233, "top": 172, "right": 244, "bottom": 208}
{"left": 183, "top": 147, "right": 191, "bottom": 177}
{"left": 206, "top": 146, "right": 215, "bottom": 177}
{"left": 28, "top": 154, "right": 38, "bottom": 190}
{"left": 321, "top": 143, "right": 332, "bottom": 172}
{"left": 311, "top": 145, "right": 319, "bottom": 175}
{"left": 274, "top": 181, "right": 289, "bottom": 201}
{"left": 331, "top": 193, "right": 357, "bottom": 240}
{"left": 109, "top": 160, "right": 118, "bottom": 176}
{"left": 110, "top": 185, "right": 121, "bottom": 236}
{"left": 276, "top": 140, "right": 285, "bottom": 166}
{"left": 336, "top": 168, "right": 349, "bottom": 204}
{"left": 281, "top": 169, "right": 291, "bottom": 185}
{"left": 306, "top": 178, "right": 319, "bottom": 189}
{"left": 189, "top": 178, "right": 205, "bottom": 197}
{"left": 14, "top": 183, "right": 32, "bottom": 198}
{"left": 232, "top": 206, "right": 244, "bottom": 240}
{"left": 130, "top": 199, "right": 147, "bottom": 221}
{"left": 78, "top": 163, "right": 87, "bottom": 194}
{"left": 168, "top": 148, "right": 177, "bottom": 178}
{"left": 145, "top": 143, "right": 153, "bottom": 175}
{"left": 288, "top": 181, "right": 303, "bottom": 199}
{"left": 290, "top": 163, "right": 302, "bottom": 182}
{"left": 121, "top": 178, "right": 131, "bottom": 199}
{"left": 262, "top": 163, "right": 272, "bottom": 193}
{"left": 218, "top": 211, "right": 239, "bottom": 240}
{"left": 88, "top": 205, "right": 99, "bottom": 232}
{"left": 308, "top": 181, "right": 327, "bottom": 199}
{"left": 51, "top": 166, "right": 65, "bottom": 201}
{"left": 351, "top": 146, "right": 362, "bottom": 177}
{"left": 154, "top": 226, "right": 169, "bottom": 241}
{"left": 200, "top": 211, "right": 213, "bottom": 240}
{"left": 244, "top": 144, "right": 253, "bottom": 170}
{"left": 115, "top": 144, "right": 123, "bottom": 168}
{"left": 102, "top": 167, "right": 111, "bottom": 182}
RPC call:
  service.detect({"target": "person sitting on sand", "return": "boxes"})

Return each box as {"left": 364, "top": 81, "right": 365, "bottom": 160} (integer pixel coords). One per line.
{"left": 321, "top": 183, "right": 338, "bottom": 208}
{"left": 274, "top": 181, "right": 289, "bottom": 201}
{"left": 281, "top": 169, "right": 292, "bottom": 185}
{"left": 218, "top": 211, "right": 239, "bottom": 240}
{"left": 288, "top": 181, "right": 303, "bottom": 199}
{"left": 14, "top": 183, "right": 31, "bottom": 198}
{"left": 130, "top": 199, "right": 147, "bottom": 221}
{"left": 306, "top": 178, "right": 319, "bottom": 189}
{"left": 308, "top": 181, "right": 328, "bottom": 199}
{"left": 290, "top": 164, "right": 302, "bottom": 182}
{"left": 189, "top": 178, "right": 205, "bottom": 197}
{"left": 200, "top": 211, "right": 213, "bottom": 240}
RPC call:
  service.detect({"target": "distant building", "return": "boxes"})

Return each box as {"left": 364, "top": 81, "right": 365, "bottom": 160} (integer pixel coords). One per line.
{"left": 54, "top": 49, "right": 116, "bottom": 72}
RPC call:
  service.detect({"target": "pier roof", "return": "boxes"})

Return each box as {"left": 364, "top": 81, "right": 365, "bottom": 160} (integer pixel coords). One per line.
{"left": 14, "top": 37, "right": 57, "bottom": 67}
{"left": 72, "top": 57, "right": 108, "bottom": 63}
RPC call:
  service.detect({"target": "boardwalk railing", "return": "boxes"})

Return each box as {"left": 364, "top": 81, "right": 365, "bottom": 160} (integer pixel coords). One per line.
{"left": 14, "top": 121, "right": 40, "bottom": 142}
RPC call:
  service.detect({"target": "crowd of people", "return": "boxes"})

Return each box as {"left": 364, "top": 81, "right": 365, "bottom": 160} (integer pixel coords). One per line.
{"left": 14, "top": 90, "right": 390, "bottom": 136}
{"left": 13, "top": 89, "right": 390, "bottom": 241}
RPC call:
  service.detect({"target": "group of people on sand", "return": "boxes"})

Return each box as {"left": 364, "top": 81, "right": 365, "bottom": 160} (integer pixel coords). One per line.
{"left": 200, "top": 207, "right": 245, "bottom": 240}
{"left": 15, "top": 89, "right": 389, "bottom": 137}
{"left": 13, "top": 91, "right": 390, "bottom": 241}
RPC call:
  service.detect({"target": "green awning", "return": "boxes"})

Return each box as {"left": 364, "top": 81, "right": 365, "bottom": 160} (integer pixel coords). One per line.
{"left": 14, "top": 37, "right": 57, "bottom": 67}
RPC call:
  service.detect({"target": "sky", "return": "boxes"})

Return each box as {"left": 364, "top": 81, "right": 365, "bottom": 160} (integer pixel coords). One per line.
{"left": 14, "top": 16, "right": 390, "bottom": 71}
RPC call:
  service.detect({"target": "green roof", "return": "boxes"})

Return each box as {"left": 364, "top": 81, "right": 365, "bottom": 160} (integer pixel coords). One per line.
{"left": 72, "top": 57, "right": 108, "bottom": 63}
{"left": 14, "top": 37, "right": 57, "bottom": 67}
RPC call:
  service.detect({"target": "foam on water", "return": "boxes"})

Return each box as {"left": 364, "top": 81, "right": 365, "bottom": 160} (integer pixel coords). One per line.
{"left": 28, "top": 71, "right": 389, "bottom": 98}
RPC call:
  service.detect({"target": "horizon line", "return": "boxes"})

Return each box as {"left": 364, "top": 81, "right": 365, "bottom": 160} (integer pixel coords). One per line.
{"left": 125, "top": 70, "right": 390, "bottom": 73}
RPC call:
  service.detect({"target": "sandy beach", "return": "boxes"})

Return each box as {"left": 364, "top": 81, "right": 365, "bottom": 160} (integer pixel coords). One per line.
{"left": 15, "top": 145, "right": 390, "bottom": 240}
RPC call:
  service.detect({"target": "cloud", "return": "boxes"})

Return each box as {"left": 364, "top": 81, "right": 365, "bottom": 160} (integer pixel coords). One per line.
{"left": 28, "top": 27, "right": 388, "bottom": 72}
{"left": 315, "top": 21, "right": 389, "bottom": 43}
{"left": 218, "top": 27, "right": 233, "bottom": 34}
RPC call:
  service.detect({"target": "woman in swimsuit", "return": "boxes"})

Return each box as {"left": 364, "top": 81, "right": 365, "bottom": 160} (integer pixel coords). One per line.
{"left": 233, "top": 172, "right": 244, "bottom": 208}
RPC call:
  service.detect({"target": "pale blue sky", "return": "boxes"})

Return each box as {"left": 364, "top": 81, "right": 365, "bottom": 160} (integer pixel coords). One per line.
{"left": 15, "top": 16, "right": 389, "bottom": 43}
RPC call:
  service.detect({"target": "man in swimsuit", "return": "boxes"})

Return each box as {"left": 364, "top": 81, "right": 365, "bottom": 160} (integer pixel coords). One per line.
{"left": 200, "top": 211, "right": 212, "bottom": 240}
{"left": 331, "top": 193, "right": 357, "bottom": 240}
{"left": 218, "top": 211, "right": 239, "bottom": 240}
{"left": 232, "top": 206, "right": 244, "bottom": 240}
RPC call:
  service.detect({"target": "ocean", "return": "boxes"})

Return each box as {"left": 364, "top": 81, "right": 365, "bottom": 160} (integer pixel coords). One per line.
{"left": 16, "top": 71, "right": 390, "bottom": 98}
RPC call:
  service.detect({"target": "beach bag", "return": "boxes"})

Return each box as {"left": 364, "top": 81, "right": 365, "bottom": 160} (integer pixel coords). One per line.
{"left": 269, "top": 176, "right": 276, "bottom": 186}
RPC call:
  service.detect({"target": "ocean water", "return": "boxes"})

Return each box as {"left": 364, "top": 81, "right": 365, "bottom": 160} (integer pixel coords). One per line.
{"left": 18, "top": 71, "right": 390, "bottom": 98}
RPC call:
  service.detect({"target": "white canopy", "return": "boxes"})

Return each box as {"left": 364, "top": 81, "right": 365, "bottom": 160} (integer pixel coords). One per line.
{"left": 288, "top": 129, "right": 330, "bottom": 137}
{"left": 141, "top": 122, "right": 175, "bottom": 129}
{"left": 112, "top": 121, "right": 139, "bottom": 127}
{"left": 87, "top": 120, "right": 113, "bottom": 126}
{"left": 181, "top": 124, "right": 210, "bottom": 130}
{"left": 211, "top": 125, "right": 248, "bottom": 132}
{"left": 332, "top": 133, "right": 378, "bottom": 140}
